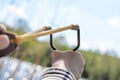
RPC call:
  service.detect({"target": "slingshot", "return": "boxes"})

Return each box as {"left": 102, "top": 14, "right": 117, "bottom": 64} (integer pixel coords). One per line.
{"left": 0, "top": 24, "right": 80, "bottom": 57}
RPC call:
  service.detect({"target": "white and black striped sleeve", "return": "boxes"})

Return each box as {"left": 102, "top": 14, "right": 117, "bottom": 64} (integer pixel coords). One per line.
{"left": 40, "top": 67, "right": 76, "bottom": 80}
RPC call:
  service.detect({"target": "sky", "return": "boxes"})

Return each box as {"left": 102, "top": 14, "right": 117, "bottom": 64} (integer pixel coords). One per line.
{"left": 0, "top": 0, "right": 120, "bottom": 57}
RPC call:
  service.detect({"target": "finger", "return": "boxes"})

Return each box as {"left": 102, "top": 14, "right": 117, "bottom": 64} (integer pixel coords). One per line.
{"left": 0, "top": 35, "right": 10, "bottom": 50}
{"left": 0, "top": 24, "right": 7, "bottom": 32}
{"left": 0, "top": 32, "right": 17, "bottom": 57}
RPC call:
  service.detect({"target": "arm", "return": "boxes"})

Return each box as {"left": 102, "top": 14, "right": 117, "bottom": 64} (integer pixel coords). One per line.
{"left": 41, "top": 50, "right": 85, "bottom": 80}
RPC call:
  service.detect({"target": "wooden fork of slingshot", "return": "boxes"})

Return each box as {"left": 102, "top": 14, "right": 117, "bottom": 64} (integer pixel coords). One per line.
{"left": 13, "top": 24, "right": 80, "bottom": 44}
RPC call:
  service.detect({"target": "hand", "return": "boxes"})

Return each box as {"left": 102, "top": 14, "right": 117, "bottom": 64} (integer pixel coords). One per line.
{"left": 51, "top": 50, "right": 85, "bottom": 80}
{"left": 0, "top": 24, "right": 10, "bottom": 50}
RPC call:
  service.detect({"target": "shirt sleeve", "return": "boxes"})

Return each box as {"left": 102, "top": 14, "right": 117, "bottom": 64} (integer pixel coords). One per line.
{"left": 40, "top": 67, "right": 76, "bottom": 80}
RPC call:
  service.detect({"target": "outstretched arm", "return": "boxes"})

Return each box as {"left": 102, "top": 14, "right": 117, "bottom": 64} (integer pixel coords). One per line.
{"left": 41, "top": 50, "right": 85, "bottom": 80}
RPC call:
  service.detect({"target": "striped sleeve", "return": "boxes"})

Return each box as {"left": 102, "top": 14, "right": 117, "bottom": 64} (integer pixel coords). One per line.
{"left": 40, "top": 67, "right": 76, "bottom": 80}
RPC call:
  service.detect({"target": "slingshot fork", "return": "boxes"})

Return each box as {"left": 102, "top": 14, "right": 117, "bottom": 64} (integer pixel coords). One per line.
{"left": 13, "top": 24, "right": 80, "bottom": 45}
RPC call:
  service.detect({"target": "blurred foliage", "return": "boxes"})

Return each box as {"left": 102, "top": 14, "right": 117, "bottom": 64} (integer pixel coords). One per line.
{"left": 81, "top": 50, "right": 120, "bottom": 80}
{"left": 2, "top": 23, "right": 120, "bottom": 80}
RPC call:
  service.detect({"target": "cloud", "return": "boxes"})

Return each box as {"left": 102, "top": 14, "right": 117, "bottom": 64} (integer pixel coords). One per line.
{"left": 107, "top": 17, "right": 120, "bottom": 26}
{"left": 94, "top": 40, "right": 116, "bottom": 53}
{"left": 81, "top": 40, "right": 90, "bottom": 50}
{"left": 6, "top": 5, "right": 27, "bottom": 18}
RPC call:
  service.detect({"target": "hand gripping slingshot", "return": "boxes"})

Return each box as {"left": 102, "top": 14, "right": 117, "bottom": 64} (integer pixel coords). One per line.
{"left": 0, "top": 24, "right": 80, "bottom": 57}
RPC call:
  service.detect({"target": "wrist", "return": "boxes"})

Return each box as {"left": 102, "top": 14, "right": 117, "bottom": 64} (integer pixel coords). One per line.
{"left": 52, "top": 60, "right": 67, "bottom": 71}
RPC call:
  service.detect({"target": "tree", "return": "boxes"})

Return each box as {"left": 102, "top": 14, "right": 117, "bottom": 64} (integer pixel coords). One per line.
{"left": 14, "top": 18, "right": 31, "bottom": 33}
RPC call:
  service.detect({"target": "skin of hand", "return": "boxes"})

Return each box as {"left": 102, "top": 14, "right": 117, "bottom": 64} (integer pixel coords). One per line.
{"left": 0, "top": 24, "right": 10, "bottom": 50}
{"left": 51, "top": 50, "right": 85, "bottom": 80}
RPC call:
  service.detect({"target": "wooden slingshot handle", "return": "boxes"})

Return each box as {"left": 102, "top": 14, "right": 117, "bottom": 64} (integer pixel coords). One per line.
{"left": 13, "top": 24, "right": 79, "bottom": 44}
{"left": 0, "top": 26, "right": 51, "bottom": 57}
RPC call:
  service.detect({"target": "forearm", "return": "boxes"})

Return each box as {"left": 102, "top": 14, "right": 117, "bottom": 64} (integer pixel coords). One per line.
{"left": 41, "top": 67, "right": 76, "bottom": 80}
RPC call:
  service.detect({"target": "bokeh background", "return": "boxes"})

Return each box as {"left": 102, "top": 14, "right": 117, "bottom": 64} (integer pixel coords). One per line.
{"left": 0, "top": 0, "right": 120, "bottom": 80}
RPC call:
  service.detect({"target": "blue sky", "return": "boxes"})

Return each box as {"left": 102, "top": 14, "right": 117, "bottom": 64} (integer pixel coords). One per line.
{"left": 0, "top": 0, "right": 120, "bottom": 57}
